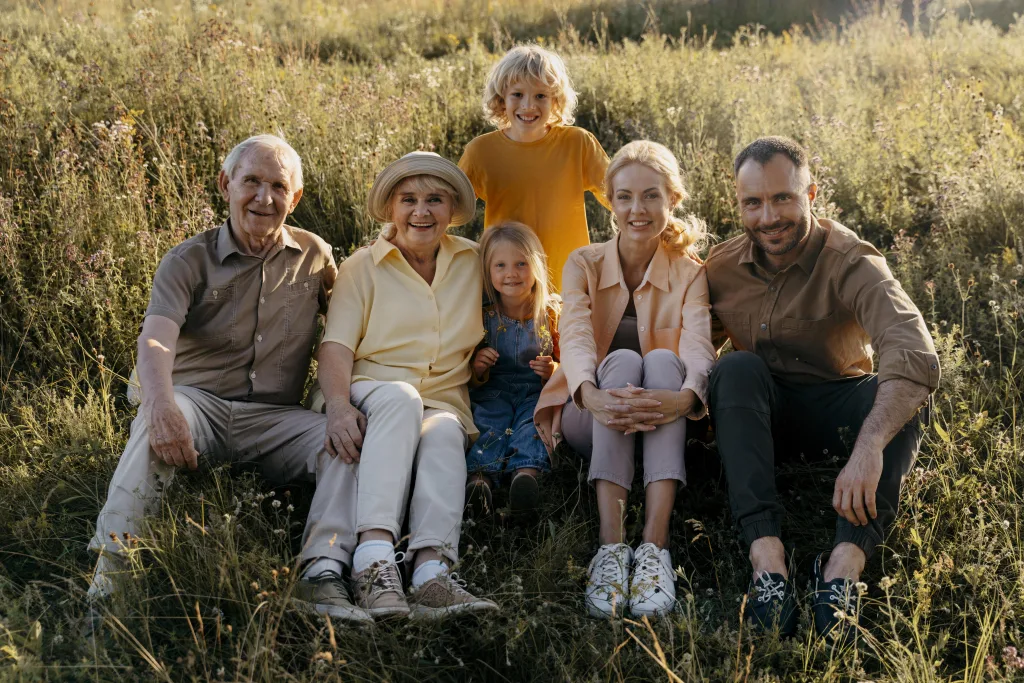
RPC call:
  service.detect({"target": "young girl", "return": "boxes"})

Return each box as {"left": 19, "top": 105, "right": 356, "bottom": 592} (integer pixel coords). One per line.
{"left": 458, "top": 44, "right": 610, "bottom": 292}
{"left": 466, "top": 222, "right": 559, "bottom": 516}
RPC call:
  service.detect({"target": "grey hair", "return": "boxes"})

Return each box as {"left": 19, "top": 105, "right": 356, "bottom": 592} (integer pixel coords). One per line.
{"left": 221, "top": 134, "right": 303, "bottom": 189}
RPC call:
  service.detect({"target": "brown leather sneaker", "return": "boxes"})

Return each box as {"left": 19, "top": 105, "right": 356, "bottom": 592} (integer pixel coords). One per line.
{"left": 291, "top": 570, "right": 373, "bottom": 624}
{"left": 407, "top": 573, "right": 498, "bottom": 620}
{"left": 352, "top": 559, "right": 410, "bottom": 618}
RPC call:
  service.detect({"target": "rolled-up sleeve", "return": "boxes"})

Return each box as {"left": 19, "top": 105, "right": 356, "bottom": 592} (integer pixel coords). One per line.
{"left": 840, "top": 246, "right": 940, "bottom": 391}
{"left": 145, "top": 252, "right": 194, "bottom": 327}
{"left": 559, "top": 252, "right": 598, "bottom": 408}
{"left": 678, "top": 267, "right": 717, "bottom": 418}
{"left": 321, "top": 261, "right": 366, "bottom": 354}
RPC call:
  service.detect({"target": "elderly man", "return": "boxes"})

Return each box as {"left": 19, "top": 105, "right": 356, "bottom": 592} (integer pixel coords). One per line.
{"left": 88, "top": 134, "right": 369, "bottom": 623}
{"left": 706, "top": 136, "right": 939, "bottom": 644}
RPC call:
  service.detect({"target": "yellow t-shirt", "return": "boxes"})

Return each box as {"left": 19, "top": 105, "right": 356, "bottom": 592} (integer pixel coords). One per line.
{"left": 321, "top": 234, "right": 485, "bottom": 438}
{"left": 458, "top": 125, "right": 611, "bottom": 292}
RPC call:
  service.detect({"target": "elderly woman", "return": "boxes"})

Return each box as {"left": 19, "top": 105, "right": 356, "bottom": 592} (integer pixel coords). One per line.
{"left": 535, "top": 141, "right": 717, "bottom": 619}
{"left": 316, "top": 152, "right": 497, "bottom": 620}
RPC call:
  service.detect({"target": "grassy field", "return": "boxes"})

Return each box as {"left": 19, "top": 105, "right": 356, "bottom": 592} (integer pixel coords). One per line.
{"left": 1, "top": 0, "right": 1023, "bottom": 680}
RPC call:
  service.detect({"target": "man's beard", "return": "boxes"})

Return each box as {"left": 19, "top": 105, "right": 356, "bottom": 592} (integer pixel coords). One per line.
{"left": 746, "top": 213, "right": 810, "bottom": 256}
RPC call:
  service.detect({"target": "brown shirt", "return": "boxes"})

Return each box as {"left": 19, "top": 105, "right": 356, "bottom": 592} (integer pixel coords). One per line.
{"left": 146, "top": 221, "right": 337, "bottom": 405}
{"left": 705, "top": 218, "right": 939, "bottom": 390}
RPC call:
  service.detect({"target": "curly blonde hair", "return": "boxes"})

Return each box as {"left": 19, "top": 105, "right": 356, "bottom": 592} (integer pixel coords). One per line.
{"left": 482, "top": 45, "right": 578, "bottom": 129}
{"left": 605, "top": 140, "right": 707, "bottom": 260}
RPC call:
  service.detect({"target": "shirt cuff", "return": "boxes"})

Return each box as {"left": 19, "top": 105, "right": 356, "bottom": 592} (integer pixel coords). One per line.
{"left": 876, "top": 349, "right": 941, "bottom": 391}
{"left": 681, "top": 372, "right": 709, "bottom": 420}
{"left": 145, "top": 306, "right": 186, "bottom": 327}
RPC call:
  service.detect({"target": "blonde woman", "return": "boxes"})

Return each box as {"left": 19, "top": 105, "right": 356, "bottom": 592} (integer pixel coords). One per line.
{"left": 465, "top": 221, "right": 560, "bottom": 517}
{"left": 458, "top": 44, "right": 610, "bottom": 291}
{"left": 534, "top": 141, "right": 716, "bottom": 618}
{"left": 316, "top": 152, "right": 498, "bottom": 620}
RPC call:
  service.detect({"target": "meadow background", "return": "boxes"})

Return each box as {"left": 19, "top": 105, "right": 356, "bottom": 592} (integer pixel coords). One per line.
{"left": 1, "top": 0, "right": 1023, "bottom": 680}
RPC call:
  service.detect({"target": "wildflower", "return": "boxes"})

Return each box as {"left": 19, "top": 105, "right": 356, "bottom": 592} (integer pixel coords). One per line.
{"left": 855, "top": 581, "right": 868, "bottom": 594}
{"left": 271, "top": 499, "right": 281, "bottom": 509}
{"left": 504, "top": 428, "right": 514, "bottom": 436}
{"left": 1003, "top": 520, "right": 1011, "bottom": 529}
{"left": 879, "top": 576, "right": 896, "bottom": 590}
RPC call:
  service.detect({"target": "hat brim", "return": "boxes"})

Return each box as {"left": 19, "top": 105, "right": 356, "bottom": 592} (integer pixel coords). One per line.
{"left": 367, "top": 152, "right": 477, "bottom": 227}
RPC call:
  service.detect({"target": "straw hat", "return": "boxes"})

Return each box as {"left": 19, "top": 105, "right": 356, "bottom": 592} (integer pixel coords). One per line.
{"left": 367, "top": 151, "right": 477, "bottom": 227}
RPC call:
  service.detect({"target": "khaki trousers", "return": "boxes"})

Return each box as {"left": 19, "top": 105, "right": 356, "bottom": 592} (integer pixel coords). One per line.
{"left": 348, "top": 380, "right": 467, "bottom": 563}
{"left": 90, "top": 386, "right": 358, "bottom": 565}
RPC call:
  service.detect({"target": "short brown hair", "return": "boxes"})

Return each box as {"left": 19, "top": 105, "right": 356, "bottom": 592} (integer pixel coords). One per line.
{"left": 733, "top": 136, "right": 809, "bottom": 175}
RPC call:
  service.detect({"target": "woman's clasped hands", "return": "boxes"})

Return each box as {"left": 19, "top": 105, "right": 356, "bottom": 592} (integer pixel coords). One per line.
{"left": 581, "top": 382, "right": 696, "bottom": 435}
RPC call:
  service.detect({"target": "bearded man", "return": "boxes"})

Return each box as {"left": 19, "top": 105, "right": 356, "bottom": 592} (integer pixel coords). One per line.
{"left": 705, "top": 136, "right": 939, "bottom": 644}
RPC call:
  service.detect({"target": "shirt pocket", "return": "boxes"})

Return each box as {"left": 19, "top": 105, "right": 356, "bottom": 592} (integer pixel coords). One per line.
{"left": 653, "top": 326, "right": 681, "bottom": 351}
{"left": 715, "top": 311, "right": 751, "bottom": 350}
{"left": 778, "top": 313, "right": 839, "bottom": 370}
{"left": 286, "top": 275, "right": 321, "bottom": 337}
{"left": 185, "top": 284, "right": 235, "bottom": 341}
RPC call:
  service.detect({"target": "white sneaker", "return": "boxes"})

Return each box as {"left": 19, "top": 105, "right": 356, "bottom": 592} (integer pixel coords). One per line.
{"left": 629, "top": 542, "right": 676, "bottom": 617}
{"left": 585, "top": 543, "right": 633, "bottom": 618}
{"left": 87, "top": 553, "right": 124, "bottom": 600}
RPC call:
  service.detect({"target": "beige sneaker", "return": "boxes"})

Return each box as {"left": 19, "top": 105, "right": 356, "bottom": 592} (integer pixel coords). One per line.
{"left": 407, "top": 573, "right": 498, "bottom": 620}
{"left": 352, "top": 559, "right": 410, "bottom": 618}
{"left": 291, "top": 570, "right": 373, "bottom": 624}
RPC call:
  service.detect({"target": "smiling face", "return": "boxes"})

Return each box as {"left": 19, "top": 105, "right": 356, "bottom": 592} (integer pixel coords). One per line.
{"left": 218, "top": 146, "right": 302, "bottom": 251}
{"left": 611, "top": 162, "right": 673, "bottom": 248}
{"left": 388, "top": 176, "right": 454, "bottom": 254}
{"left": 502, "top": 79, "right": 554, "bottom": 142}
{"left": 488, "top": 240, "right": 536, "bottom": 306}
{"left": 736, "top": 154, "right": 817, "bottom": 268}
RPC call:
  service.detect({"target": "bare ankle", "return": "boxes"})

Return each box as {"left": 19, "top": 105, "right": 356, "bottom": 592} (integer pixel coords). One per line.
{"left": 823, "top": 543, "right": 866, "bottom": 582}
{"left": 749, "top": 536, "right": 787, "bottom": 580}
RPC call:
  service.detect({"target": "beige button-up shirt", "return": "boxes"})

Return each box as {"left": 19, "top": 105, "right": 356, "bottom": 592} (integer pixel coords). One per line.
{"left": 534, "top": 236, "right": 717, "bottom": 454}
{"left": 321, "top": 234, "right": 484, "bottom": 437}
{"left": 705, "top": 217, "right": 940, "bottom": 389}
{"left": 145, "top": 221, "right": 336, "bottom": 405}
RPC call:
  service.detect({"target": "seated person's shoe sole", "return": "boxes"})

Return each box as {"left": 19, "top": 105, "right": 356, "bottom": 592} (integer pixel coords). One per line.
{"left": 290, "top": 596, "right": 374, "bottom": 624}
{"left": 508, "top": 473, "right": 539, "bottom": 514}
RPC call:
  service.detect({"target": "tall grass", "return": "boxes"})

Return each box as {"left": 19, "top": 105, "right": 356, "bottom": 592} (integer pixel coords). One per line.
{"left": 1, "top": 0, "right": 1023, "bottom": 680}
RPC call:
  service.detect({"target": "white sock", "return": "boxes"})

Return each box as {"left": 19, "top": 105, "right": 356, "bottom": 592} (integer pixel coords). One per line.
{"left": 302, "top": 557, "right": 345, "bottom": 580}
{"left": 353, "top": 540, "right": 395, "bottom": 574}
{"left": 410, "top": 560, "right": 448, "bottom": 590}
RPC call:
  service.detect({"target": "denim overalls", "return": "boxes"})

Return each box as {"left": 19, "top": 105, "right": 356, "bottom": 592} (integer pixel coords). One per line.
{"left": 467, "top": 304, "right": 551, "bottom": 476}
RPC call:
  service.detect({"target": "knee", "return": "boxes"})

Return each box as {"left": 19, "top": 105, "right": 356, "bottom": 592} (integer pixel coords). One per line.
{"left": 642, "top": 348, "right": 685, "bottom": 389}
{"left": 709, "top": 352, "right": 769, "bottom": 396}
{"left": 369, "top": 382, "right": 424, "bottom": 421}
{"left": 597, "top": 349, "right": 643, "bottom": 388}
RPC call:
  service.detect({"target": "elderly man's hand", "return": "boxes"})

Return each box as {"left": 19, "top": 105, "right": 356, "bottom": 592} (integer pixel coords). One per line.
{"left": 325, "top": 398, "right": 366, "bottom": 464}
{"left": 146, "top": 399, "right": 199, "bottom": 470}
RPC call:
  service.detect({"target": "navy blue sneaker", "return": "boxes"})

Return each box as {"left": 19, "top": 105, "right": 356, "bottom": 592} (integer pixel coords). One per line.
{"left": 743, "top": 571, "right": 798, "bottom": 636}
{"left": 811, "top": 552, "right": 860, "bottom": 648}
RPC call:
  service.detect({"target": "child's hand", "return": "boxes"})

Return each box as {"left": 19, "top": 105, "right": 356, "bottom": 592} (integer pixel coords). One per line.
{"left": 530, "top": 355, "right": 555, "bottom": 380}
{"left": 472, "top": 347, "right": 499, "bottom": 379}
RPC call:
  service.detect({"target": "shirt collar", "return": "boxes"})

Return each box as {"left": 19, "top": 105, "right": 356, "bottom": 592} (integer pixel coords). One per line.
{"left": 370, "top": 231, "right": 473, "bottom": 267}
{"left": 217, "top": 220, "right": 302, "bottom": 262}
{"left": 598, "top": 234, "right": 671, "bottom": 291}
{"left": 737, "top": 215, "right": 827, "bottom": 275}
{"left": 598, "top": 236, "right": 624, "bottom": 290}
{"left": 216, "top": 221, "right": 240, "bottom": 263}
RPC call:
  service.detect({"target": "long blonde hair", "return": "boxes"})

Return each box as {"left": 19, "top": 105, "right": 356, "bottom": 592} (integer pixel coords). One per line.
{"left": 479, "top": 222, "right": 557, "bottom": 353}
{"left": 605, "top": 140, "right": 707, "bottom": 260}
{"left": 482, "top": 44, "right": 578, "bottom": 129}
